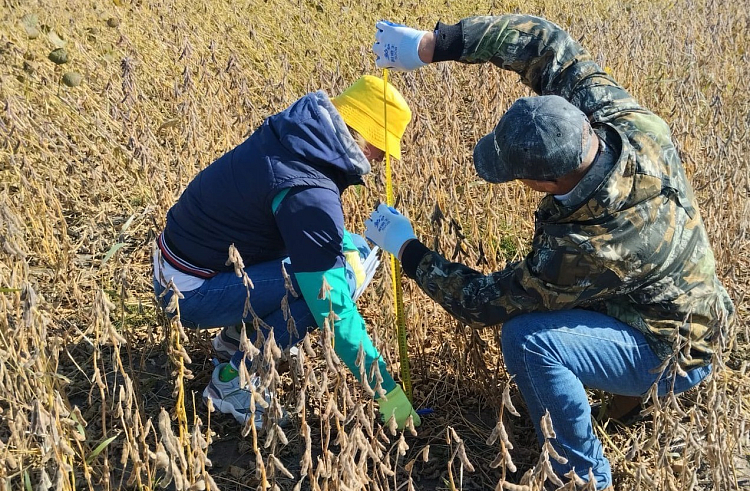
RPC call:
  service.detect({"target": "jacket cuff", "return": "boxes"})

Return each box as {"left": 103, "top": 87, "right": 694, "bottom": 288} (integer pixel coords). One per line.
{"left": 432, "top": 20, "right": 464, "bottom": 62}
{"left": 400, "top": 240, "right": 431, "bottom": 279}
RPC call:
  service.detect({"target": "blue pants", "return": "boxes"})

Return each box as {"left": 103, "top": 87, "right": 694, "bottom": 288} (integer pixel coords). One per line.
{"left": 501, "top": 309, "right": 711, "bottom": 490}
{"left": 154, "top": 258, "right": 317, "bottom": 356}
{"left": 154, "top": 257, "right": 361, "bottom": 368}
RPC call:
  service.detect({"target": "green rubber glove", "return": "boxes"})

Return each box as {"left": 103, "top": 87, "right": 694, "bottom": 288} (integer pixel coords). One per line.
{"left": 377, "top": 385, "right": 421, "bottom": 430}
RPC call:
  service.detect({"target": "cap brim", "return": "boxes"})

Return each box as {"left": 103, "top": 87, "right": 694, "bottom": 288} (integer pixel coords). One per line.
{"left": 473, "top": 133, "right": 511, "bottom": 183}
{"left": 383, "top": 131, "right": 401, "bottom": 160}
{"left": 335, "top": 100, "right": 401, "bottom": 160}
{"left": 359, "top": 126, "right": 401, "bottom": 160}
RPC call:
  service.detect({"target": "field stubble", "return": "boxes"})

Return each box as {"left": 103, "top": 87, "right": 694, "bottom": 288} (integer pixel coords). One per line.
{"left": 0, "top": 0, "right": 748, "bottom": 489}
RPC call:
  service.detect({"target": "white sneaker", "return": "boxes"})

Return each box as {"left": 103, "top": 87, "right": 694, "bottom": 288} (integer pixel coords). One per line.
{"left": 212, "top": 325, "right": 300, "bottom": 361}
{"left": 202, "top": 363, "right": 268, "bottom": 429}
{"left": 211, "top": 325, "right": 243, "bottom": 360}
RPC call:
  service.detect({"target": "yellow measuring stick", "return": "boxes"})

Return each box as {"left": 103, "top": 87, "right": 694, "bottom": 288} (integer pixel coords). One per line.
{"left": 382, "top": 69, "right": 413, "bottom": 402}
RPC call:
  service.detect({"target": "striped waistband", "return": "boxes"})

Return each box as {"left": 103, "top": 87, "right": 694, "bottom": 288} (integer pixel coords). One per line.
{"left": 156, "top": 232, "right": 218, "bottom": 279}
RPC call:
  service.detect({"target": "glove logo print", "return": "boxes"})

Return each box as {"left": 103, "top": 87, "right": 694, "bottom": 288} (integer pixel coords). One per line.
{"left": 373, "top": 215, "right": 390, "bottom": 232}
{"left": 384, "top": 44, "right": 398, "bottom": 63}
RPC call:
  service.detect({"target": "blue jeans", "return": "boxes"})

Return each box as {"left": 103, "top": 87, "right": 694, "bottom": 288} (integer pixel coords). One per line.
{"left": 154, "top": 257, "right": 361, "bottom": 368}
{"left": 154, "top": 258, "right": 319, "bottom": 350}
{"left": 501, "top": 309, "right": 711, "bottom": 490}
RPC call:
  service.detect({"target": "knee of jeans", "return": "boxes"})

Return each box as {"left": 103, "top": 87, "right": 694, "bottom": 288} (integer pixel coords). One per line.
{"left": 502, "top": 313, "right": 563, "bottom": 373}
{"left": 501, "top": 315, "right": 534, "bottom": 374}
{"left": 660, "top": 363, "right": 712, "bottom": 396}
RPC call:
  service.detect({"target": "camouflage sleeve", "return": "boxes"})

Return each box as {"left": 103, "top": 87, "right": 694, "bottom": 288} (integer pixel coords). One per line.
{"left": 403, "top": 218, "right": 646, "bottom": 328}
{"left": 446, "top": 15, "right": 642, "bottom": 121}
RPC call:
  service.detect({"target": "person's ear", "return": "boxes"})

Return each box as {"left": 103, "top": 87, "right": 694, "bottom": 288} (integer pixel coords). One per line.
{"left": 363, "top": 143, "right": 385, "bottom": 162}
{"left": 362, "top": 144, "right": 374, "bottom": 159}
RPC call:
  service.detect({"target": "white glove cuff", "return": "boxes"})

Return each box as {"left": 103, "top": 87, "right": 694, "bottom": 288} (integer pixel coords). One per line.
{"left": 400, "top": 30, "right": 429, "bottom": 70}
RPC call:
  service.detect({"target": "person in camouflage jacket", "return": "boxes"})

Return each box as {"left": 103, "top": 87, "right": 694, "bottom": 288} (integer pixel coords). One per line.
{"left": 364, "top": 14, "right": 734, "bottom": 490}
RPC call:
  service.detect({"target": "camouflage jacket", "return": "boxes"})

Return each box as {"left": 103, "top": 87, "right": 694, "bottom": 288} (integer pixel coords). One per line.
{"left": 400, "top": 15, "right": 734, "bottom": 368}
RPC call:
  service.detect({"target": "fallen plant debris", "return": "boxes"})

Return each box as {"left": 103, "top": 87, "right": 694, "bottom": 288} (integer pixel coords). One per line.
{"left": 0, "top": 0, "right": 748, "bottom": 490}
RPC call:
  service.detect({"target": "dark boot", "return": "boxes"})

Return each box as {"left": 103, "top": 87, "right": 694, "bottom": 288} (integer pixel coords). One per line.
{"left": 593, "top": 394, "right": 643, "bottom": 426}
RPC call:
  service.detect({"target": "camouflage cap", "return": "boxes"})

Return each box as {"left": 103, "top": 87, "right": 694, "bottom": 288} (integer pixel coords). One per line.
{"left": 473, "top": 95, "right": 590, "bottom": 183}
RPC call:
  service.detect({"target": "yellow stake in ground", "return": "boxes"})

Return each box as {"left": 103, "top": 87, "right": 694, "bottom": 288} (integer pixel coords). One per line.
{"left": 382, "top": 69, "right": 413, "bottom": 402}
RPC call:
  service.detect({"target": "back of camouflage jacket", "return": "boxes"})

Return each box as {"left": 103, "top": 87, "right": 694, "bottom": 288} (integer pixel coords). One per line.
{"left": 401, "top": 14, "right": 735, "bottom": 368}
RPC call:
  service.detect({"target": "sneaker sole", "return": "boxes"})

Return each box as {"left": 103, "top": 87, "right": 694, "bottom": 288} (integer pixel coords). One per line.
{"left": 203, "top": 383, "right": 293, "bottom": 431}
{"left": 202, "top": 383, "right": 258, "bottom": 427}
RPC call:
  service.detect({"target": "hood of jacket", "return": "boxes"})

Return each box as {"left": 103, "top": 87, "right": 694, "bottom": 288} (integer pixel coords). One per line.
{"left": 267, "top": 90, "right": 371, "bottom": 183}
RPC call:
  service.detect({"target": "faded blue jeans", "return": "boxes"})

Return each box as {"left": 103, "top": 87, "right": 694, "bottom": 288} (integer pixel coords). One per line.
{"left": 501, "top": 309, "right": 711, "bottom": 490}
{"left": 154, "top": 258, "right": 318, "bottom": 368}
{"left": 154, "top": 255, "right": 362, "bottom": 369}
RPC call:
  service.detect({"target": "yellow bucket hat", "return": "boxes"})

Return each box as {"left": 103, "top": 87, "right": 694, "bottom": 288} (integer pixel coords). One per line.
{"left": 331, "top": 75, "right": 411, "bottom": 160}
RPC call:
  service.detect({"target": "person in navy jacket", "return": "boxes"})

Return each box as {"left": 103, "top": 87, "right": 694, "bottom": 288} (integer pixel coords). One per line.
{"left": 153, "top": 75, "right": 420, "bottom": 431}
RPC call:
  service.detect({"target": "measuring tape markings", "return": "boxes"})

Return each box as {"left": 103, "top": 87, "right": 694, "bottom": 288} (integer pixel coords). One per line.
{"left": 382, "top": 69, "right": 413, "bottom": 402}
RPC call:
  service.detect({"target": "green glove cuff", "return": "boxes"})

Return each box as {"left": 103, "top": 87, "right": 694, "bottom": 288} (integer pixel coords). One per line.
{"left": 341, "top": 229, "right": 358, "bottom": 252}
{"left": 377, "top": 385, "right": 421, "bottom": 429}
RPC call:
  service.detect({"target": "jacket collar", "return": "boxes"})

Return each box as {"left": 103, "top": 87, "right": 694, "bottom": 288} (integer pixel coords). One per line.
{"left": 537, "top": 125, "right": 624, "bottom": 223}
{"left": 314, "top": 91, "right": 371, "bottom": 178}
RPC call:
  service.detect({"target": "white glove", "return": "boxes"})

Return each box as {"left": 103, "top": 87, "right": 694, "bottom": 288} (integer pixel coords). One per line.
{"left": 373, "top": 20, "right": 429, "bottom": 71}
{"left": 365, "top": 204, "right": 417, "bottom": 258}
{"left": 352, "top": 246, "right": 380, "bottom": 301}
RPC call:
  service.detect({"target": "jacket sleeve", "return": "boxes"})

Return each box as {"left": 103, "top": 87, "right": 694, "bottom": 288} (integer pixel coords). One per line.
{"left": 399, "top": 219, "right": 648, "bottom": 328}
{"left": 274, "top": 186, "right": 397, "bottom": 394}
{"left": 433, "top": 14, "right": 642, "bottom": 121}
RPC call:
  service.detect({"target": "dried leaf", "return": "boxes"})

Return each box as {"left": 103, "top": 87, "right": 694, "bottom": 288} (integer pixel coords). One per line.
{"left": 47, "top": 30, "right": 66, "bottom": 48}
{"left": 21, "top": 14, "right": 40, "bottom": 39}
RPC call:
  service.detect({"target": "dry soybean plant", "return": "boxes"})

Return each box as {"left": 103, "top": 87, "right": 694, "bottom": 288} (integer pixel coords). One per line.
{"left": 0, "top": 0, "right": 748, "bottom": 489}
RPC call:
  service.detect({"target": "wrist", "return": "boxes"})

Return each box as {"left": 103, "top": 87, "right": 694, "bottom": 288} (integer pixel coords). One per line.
{"left": 432, "top": 21, "right": 463, "bottom": 62}
{"left": 397, "top": 238, "right": 417, "bottom": 261}
{"left": 399, "top": 239, "right": 430, "bottom": 279}
{"left": 418, "top": 31, "right": 436, "bottom": 64}
{"left": 403, "top": 29, "right": 429, "bottom": 69}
